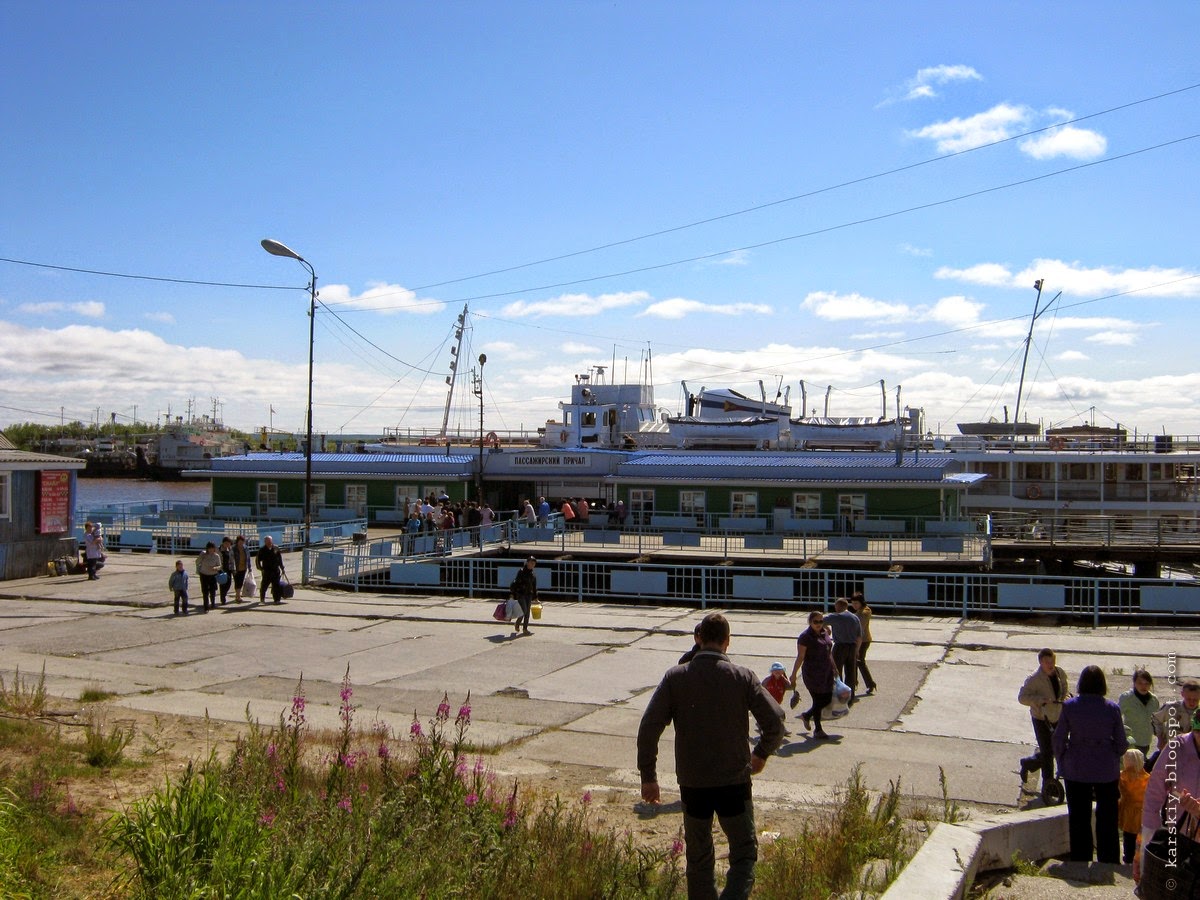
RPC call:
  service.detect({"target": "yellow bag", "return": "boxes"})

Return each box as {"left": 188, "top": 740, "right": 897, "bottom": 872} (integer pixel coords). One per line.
{"left": 531, "top": 602, "right": 543, "bottom": 620}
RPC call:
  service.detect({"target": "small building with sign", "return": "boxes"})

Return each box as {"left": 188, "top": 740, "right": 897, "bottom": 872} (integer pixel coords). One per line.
{"left": 0, "top": 432, "right": 86, "bottom": 579}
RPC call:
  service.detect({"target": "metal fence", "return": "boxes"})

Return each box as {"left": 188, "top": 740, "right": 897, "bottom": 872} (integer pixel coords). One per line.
{"left": 304, "top": 530, "right": 1200, "bottom": 622}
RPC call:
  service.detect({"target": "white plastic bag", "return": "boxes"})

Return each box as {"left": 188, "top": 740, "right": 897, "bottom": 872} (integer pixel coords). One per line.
{"left": 824, "top": 678, "right": 852, "bottom": 719}
{"left": 243, "top": 568, "right": 257, "bottom": 595}
{"left": 506, "top": 595, "right": 522, "bottom": 621}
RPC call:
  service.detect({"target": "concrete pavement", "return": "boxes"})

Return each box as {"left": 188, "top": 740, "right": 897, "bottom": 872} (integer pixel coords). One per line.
{"left": 2, "top": 551, "right": 1196, "bottom": 892}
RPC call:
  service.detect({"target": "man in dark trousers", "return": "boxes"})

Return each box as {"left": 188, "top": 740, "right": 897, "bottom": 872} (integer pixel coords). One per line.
{"left": 255, "top": 535, "right": 285, "bottom": 604}
{"left": 510, "top": 556, "right": 538, "bottom": 634}
{"left": 824, "top": 597, "right": 862, "bottom": 702}
{"left": 638, "top": 612, "right": 785, "bottom": 899}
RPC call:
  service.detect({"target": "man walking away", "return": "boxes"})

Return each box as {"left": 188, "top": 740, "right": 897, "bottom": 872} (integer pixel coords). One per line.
{"left": 255, "top": 535, "right": 285, "bottom": 604}
{"left": 824, "top": 597, "right": 862, "bottom": 702}
{"left": 638, "top": 613, "right": 785, "bottom": 899}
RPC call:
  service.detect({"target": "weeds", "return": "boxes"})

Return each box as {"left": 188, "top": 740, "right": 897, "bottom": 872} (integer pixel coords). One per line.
{"left": 1010, "top": 851, "right": 1046, "bottom": 876}
{"left": 754, "top": 765, "right": 912, "bottom": 899}
{"left": 82, "top": 707, "right": 134, "bottom": 768}
{"left": 0, "top": 664, "right": 47, "bottom": 717}
{"left": 79, "top": 683, "right": 115, "bottom": 703}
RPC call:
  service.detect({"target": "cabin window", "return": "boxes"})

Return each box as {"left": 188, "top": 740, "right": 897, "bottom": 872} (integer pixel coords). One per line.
{"left": 1022, "top": 462, "right": 1051, "bottom": 481}
{"left": 256, "top": 482, "right": 278, "bottom": 515}
{"left": 604, "top": 410, "right": 617, "bottom": 426}
{"left": 582, "top": 412, "right": 597, "bottom": 427}
{"left": 792, "top": 493, "right": 821, "bottom": 517}
{"left": 837, "top": 494, "right": 866, "bottom": 531}
{"left": 680, "top": 491, "right": 706, "bottom": 526}
{"left": 1067, "top": 463, "right": 1094, "bottom": 481}
{"left": 1124, "top": 464, "right": 1144, "bottom": 483}
{"left": 731, "top": 492, "right": 758, "bottom": 517}
{"left": 0, "top": 472, "right": 9, "bottom": 519}
{"left": 345, "top": 484, "right": 367, "bottom": 516}
{"left": 630, "top": 489, "right": 655, "bottom": 527}
{"left": 395, "top": 485, "right": 420, "bottom": 510}
{"left": 308, "top": 483, "right": 326, "bottom": 511}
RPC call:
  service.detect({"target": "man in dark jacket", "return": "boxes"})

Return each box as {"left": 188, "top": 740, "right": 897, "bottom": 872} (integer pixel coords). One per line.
{"left": 255, "top": 535, "right": 285, "bottom": 604}
{"left": 638, "top": 613, "right": 785, "bottom": 899}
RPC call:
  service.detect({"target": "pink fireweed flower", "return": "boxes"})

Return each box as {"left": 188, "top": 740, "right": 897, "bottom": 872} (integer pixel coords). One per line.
{"left": 456, "top": 690, "right": 472, "bottom": 726}
{"left": 338, "top": 796, "right": 352, "bottom": 811}
{"left": 275, "top": 779, "right": 286, "bottom": 793}
{"left": 377, "top": 742, "right": 391, "bottom": 761}
{"left": 436, "top": 692, "right": 451, "bottom": 723}
{"left": 259, "top": 810, "right": 277, "bottom": 826}
{"left": 465, "top": 792, "right": 479, "bottom": 808}
{"left": 473, "top": 756, "right": 485, "bottom": 776}
{"left": 266, "top": 743, "right": 277, "bottom": 760}
{"left": 409, "top": 712, "right": 423, "bottom": 740}
{"left": 670, "top": 837, "right": 684, "bottom": 858}
{"left": 582, "top": 791, "right": 592, "bottom": 805}
{"left": 456, "top": 756, "right": 468, "bottom": 777}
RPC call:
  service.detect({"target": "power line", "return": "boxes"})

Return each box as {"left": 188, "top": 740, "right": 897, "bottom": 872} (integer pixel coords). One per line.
{"left": 401, "top": 82, "right": 1200, "bottom": 293}
{"left": 0, "top": 256, "right": 300, "bottom": 291}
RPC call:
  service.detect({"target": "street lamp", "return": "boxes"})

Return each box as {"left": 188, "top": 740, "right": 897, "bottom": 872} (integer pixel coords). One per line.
{"left": 474, "top": 354, "right": 487, "bottom": 501}
{"left": 261, "top": 239, "right": 317, "bottom": 564}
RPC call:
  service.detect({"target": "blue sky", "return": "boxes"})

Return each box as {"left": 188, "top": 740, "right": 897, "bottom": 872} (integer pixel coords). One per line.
{"left": 2, "top": 3, "right": 1198, "bottom": 439}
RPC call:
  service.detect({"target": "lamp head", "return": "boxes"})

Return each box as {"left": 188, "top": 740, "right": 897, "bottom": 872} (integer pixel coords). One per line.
{"left": 261, "top": 238, "right": 304, "bottom": 262}
{"left": 478, "top": 353, "right": 487, "bottom": 366}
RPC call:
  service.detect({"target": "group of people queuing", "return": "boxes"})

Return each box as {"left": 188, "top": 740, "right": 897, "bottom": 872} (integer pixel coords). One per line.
{"left": 638, "top": 597, "right": 879, "bottom": 898}
{"left": 518, "top": 497, "right": 629, "bottom": 529}
{"left": 402, "top": 496, "right": 495, "bottom": 552}
{"left": 1017, "top": 647, "right": 1200, "bottom": 881}
{"left": 167, "top": 534, "right": 286, "bottom": 615}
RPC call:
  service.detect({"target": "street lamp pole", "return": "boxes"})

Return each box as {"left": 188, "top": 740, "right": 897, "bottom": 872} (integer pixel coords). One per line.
{"left": 261, "top": 239, "right": 317, "bottom": 566}
{"left": 474, "top": 354, "right": 487, "bottom": 501}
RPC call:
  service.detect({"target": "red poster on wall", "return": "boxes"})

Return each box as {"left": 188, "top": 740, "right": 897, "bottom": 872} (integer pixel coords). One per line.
{"left": 38, "top": 470, "right": 71, "bottom": 534}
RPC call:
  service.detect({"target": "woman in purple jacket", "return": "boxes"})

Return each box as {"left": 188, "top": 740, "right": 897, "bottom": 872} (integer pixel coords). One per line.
{"left": 1053, "top": 665, "right": 1129, "bottom": 863}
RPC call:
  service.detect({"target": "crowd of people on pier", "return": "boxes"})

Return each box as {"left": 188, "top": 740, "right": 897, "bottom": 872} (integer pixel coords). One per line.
{"left": 165, "top": 533, "right": 286, "bottom": 615}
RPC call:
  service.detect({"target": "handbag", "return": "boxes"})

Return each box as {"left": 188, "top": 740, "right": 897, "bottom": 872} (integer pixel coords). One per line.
{"left": 278, "top": 577, "right": 295, "bottom": 600}
{"left": 1141, "top": 811, "right": 1200, "bottom": 898}
{"left": 216, "top": 571, "right": 230, "bottom": 586}
{"left": 493, "top": 602, "right": 508, "bottom": 622}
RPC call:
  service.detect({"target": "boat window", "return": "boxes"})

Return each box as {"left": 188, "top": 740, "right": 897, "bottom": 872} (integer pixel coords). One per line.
{"left": 1022, "top": 462, "right": 1051, "bottom": 481}
{"left": 582, "top": 412, "right": 596, "bottom": 427}
{"left": 1067, "top": 463, "right": 1094, "bottom": 481}
{"left": 680, "top": 491, "right": 706, "bottom": 526}
{"left": 792, "top": 493, "right": 821, "bottom": 517}
{"left": 345, "top": 484, "right": 367, "bottom": 516}
{"left": 0, "top": 472, "right": 9, "bottom": 519}
{"left": 1124, "top": 464, "right": 1144, "bottom": 483}
{"left": 629, "top": 489, "right": 655, "bottom": 527}
{"left": 256, "top": 482, "right": 278, "bottom": 515}
{"left": 731, "top": 492, "right": 758, "bottom": 517}
{"left": 308, "top": 483, "right": 326, "bottom": 511}
{"left": 394, "top": 485, "right": 420, "bottom": 510}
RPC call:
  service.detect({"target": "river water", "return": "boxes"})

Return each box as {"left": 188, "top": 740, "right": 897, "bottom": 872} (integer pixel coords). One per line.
{"left": 76, "top": 478, "right": 211, "bottom": 509}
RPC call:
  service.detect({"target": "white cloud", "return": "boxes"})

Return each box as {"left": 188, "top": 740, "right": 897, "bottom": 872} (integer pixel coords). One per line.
{"left": 925, "top": 295, "right": 984, "bottom": 327}
{"left": 144, "top": 311, "right": 176, "bottom": 324}
{"left": 638, "top": 298, "right": 772, "bottom": 320}
{"left": 882, "top": 64, "right": 982, "bottom": 104}
{"left": 1086, "top": 331, "right": 1138, "bottom": 346}
{"left": 1019, "top": 125, "right": 1106, "bottom": 160}
{"left": 939, "top": 258, "right": 1200, "bottom": 298}
{"left": 320, "top": 282, "right": 444, "bottom": 315}
{"left": 712, "top": 249, "right": 751, "bottom": 266}
{"left": 16, "top": 300, "right": 106, "bottom": 318}
{"left": 802, "top": 291, "right": 910, "bottom": 322}
{"left": 908, "top": 103, "right": 1030, "bottom": 152}
{"left": 1057, "top": 350, "right": 1089, "bottom": 361}
{"left": 899, "top": 243, "right": 932, "bottom": 257}
{"left": 561, "top": 341, "right": 600, "bottom": 354}
{"left": 501, "top": 291, "right": 649, "bottom": 318}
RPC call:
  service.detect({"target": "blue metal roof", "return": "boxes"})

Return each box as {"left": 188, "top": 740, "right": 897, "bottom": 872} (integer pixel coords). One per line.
{"left": 209, "top": 452, "right": 475, "bottom": 476}
{"left": 617, "top": 451, "right": 962, "bottom": 483}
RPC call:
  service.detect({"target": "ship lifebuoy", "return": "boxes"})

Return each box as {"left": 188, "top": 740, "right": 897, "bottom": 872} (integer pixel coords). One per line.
{"left": 560, "top": 430, "right": 568, "bottom": 444}
{"left": 485, "top": 431, "right": 500, "bottom": 449}
{"left": 1048, "top": 436, "right": 1065, "bottom": 451}
{"left": 1026, "top": 484, "right": 1042, "bottom": 500}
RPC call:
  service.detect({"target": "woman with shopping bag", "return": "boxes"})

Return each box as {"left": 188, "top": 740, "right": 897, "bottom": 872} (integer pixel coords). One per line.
{"left": 509, "top": 556, "right": 538, "bottom": 635}
{"left": 789, "top": 610, "right": 836, "bottom": 740}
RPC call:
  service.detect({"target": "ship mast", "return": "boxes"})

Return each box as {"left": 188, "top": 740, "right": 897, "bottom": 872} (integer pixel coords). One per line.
{"left": 438, "top": 304, "right": 469, "bottom": 439}
{"left": 1012, "top": 280, "right": 1061, "bottom": 438}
